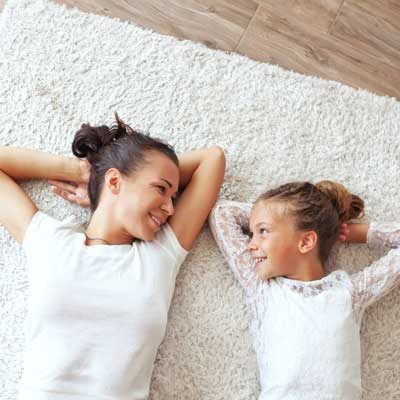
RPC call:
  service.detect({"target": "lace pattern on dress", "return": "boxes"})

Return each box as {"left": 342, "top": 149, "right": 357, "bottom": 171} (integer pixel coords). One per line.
{"left": 277, "top": 270, "right": 350, "bottom": 297}
{"left": 208, "top": 200, "right": 258, "bottom": 300}
{"left": 350, "top": 221, "right": 400, "bottom": 323}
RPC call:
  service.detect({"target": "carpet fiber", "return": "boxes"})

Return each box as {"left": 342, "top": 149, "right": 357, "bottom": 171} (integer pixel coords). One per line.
{"left": 1, "top": 0, "right": 400, "bottom": 398}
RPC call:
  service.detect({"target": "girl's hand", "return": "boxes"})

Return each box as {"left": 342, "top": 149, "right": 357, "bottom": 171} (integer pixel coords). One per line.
{"left": 337, "top": 223, "right": 369, "bottom": 244}
{"left": 337, "top": 223, "right": 350, "bottom": 243}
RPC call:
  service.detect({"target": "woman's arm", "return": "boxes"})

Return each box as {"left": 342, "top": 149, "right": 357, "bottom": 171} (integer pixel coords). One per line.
{"left": 0, "top": 146, "right": 85, "bottom": 243}
{"left": 208, "top": 199, "right": 258, "bottom": 298}
{"left": 349, "top": 222, "right": 400, "bottom": 321}
{"left": 49, "top": 146, "right": 225, "bottom": 251}
{"left": 168, "top": 146, "right": 225, "bottom": 251}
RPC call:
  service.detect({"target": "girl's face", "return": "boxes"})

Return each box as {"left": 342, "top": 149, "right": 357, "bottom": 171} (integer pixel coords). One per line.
{"left": 114, "top": 151, "right": 180, "bottom": 242}
{"left": 247, "top": 200, "right": 304, "bottom": 280}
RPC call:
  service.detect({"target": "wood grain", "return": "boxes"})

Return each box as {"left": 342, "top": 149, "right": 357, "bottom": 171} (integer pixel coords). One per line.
{"left": 1, "top": 0, "right": 399, "bottom": 98}
{"left": 258, "top": 0, "right": 343, "bottom": 33}
{"left": 236, "top": 4, "right": 400, "bottom": 98}
{"left": 330, "top": 0, "right": 400, "bottom": 70}
{"left": 52, "top": 0, "right": 258, "bottom": 51}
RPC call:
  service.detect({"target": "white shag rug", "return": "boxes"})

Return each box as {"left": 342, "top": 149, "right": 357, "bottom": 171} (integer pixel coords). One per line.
{"left": 1, "top": 0, "right": 400, "bottom": 398}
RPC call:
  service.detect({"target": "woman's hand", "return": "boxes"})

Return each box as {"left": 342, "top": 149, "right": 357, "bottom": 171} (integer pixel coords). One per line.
{"left": 48, "top": 159, "right": 91, "bottom": 207}
{"left": 78, "top": 158, "right": 91, "bottom": 183}
{"left": 48, "top": 180, "right": 90, "bottom": 207}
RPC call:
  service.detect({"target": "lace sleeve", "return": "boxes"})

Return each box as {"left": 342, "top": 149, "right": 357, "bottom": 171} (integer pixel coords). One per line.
{"left": 208, "top": 199, "right": 257, "bottom": 298}
{"left": 350, "top": 222, "right": 400, "bottom": 321}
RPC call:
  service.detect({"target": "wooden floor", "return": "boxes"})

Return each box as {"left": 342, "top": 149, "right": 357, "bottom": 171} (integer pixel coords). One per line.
{"left": 1, "top": 0, "right": 400, "bottom": 99}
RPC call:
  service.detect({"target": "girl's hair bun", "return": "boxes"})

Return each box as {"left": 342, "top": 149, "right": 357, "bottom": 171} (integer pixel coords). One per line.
{"left": 315, "top": 180, "right": 364, "bottom": 222}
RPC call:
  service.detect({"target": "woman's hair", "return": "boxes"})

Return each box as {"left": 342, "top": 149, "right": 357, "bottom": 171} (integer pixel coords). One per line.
{"left": 255, "top": 181, "right": 365, "bottom": 263}
{"left": 72, "top": 113, "right": 179, "bottom": 211}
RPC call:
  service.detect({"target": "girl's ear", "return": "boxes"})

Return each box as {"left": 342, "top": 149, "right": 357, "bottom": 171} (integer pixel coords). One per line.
{"left": 298, "top": 231, "right": 318, "bottom": 254}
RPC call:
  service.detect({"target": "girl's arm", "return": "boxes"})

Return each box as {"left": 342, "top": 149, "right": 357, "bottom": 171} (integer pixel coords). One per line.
{"left": 349, "top": 222, "right": 400, "bottom": 320}
{"left": 208, "top": 199, "right": 258, "bottom": 299}
{"left": 0, "top": 146, "right": 85, "bottom": 243}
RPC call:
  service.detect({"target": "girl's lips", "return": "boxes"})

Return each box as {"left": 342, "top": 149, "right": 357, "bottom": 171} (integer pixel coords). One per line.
{"left": 253, "top": 257, "right": 267, "bottom": 270}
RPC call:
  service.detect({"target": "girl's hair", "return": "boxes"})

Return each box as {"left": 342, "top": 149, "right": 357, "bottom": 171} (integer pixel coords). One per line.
{"left": 255, "top": 181, "right": 365, "bottom": 263}
{"left": 72, "top": 113, "right": 179, "bottom": 211}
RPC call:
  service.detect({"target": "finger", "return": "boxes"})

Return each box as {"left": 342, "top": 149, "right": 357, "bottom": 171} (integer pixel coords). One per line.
{"left": 77, "top": 197, "right": 91, "bottom": 207}
{"left": 51, "top": 186, "right": 68, "bottom": 199}
{"left": 59, "top": 189, "right": 79, "bottom": 205}
{"left": 48, "top": 180, "right": 77, "bottom": 194}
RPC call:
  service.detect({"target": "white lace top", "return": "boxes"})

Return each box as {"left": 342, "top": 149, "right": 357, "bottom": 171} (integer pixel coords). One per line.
{"left": 208, "top": 200, "right": 400, "bottom": 400}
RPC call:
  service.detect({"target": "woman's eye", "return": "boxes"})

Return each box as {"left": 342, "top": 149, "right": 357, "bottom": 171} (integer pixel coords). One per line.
{"left": 158, "top": 186, "right": 166, "bottom": 194}
{"left": 260, "top": 228, "right": 269, "bottom": 235}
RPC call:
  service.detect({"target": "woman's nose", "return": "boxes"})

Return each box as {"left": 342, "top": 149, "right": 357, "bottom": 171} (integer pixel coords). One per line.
{"left": 162, "top": 198, "right": 175, "bottom": 216}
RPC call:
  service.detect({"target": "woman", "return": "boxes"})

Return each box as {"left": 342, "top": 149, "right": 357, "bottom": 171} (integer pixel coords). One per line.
{"left": 0, "top": 114, "right": 225, "bottom": 400}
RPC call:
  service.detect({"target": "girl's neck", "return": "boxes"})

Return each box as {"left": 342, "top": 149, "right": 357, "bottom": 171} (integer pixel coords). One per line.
{"left": 285, "top": 259, "right": 325, "bottom": 282}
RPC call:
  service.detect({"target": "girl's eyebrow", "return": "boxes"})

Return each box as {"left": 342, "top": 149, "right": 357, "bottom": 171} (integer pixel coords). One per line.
{"left": 255, "top": 222, "right": 272, "bottom": 228}
{"left": 249, "top": 222, "right": 272, "bottom": 233}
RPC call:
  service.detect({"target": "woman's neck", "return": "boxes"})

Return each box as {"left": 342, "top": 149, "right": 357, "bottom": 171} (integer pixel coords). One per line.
{"left": 85, "top": 208, "right": 134, "bottom": 246}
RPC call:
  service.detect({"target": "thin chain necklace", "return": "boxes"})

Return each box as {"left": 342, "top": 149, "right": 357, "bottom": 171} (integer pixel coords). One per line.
{"left": 84, "top": 233, "right": 111, "bottom": 246}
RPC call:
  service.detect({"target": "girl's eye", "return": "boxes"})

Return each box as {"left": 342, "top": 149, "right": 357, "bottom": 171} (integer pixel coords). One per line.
{"left": 158, "top": 186, "right": 166, "bottom": 194}
{"left": 260, "top": 228, "right": 269, "bottom": 235}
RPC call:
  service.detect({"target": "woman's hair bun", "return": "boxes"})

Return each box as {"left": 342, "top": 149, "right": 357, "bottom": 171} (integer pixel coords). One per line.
{"left": 72, "top": 124, "right": 111, "bottom": 159}
{"left": 315, "top": 180, "right": 365, "bottom": 222}
{"left": 71, "top": 113, "right": 133, "bottom": 160}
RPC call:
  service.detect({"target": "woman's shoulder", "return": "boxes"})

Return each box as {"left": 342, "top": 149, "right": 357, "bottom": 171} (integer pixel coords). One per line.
{"left": 23, "top": 211, "right": 84, "bottom": 247}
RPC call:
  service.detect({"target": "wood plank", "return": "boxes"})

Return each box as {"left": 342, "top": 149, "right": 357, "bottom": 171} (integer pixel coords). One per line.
{"left": 258, "top": 0, "right": 343, "bottom": 33}
{"left": 52, "top": 0, "right": 259, "bottom": 51}
{"left": 236, "top": 5, "right": 400, "bottom": 98}
{"left": 330, "top": 0, "right": 400, "bottom": 70}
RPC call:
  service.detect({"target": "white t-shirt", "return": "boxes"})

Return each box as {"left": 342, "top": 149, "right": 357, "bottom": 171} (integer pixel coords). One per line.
{"left": 19, "top": 211, "right": 188, "bottom": 400}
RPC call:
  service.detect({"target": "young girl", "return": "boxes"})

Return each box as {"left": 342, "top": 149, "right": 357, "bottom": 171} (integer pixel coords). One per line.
{"left": 0, "top": 114, "right": 225, "bottom": 400}
{"left": 208, "top": 181, "right": 400, "bottom": 400}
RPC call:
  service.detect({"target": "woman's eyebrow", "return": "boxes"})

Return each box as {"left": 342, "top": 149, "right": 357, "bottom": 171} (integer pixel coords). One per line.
{"left": 159, "top": 178, "right": 178, "bottom": 196}
{"left": 160, "top": 178, "right": 172, "bottom": 188}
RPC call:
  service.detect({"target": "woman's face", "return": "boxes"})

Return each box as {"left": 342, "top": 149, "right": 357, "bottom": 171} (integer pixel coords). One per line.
{"left": 115, "top": 151, "right": 180, "bottom": 242}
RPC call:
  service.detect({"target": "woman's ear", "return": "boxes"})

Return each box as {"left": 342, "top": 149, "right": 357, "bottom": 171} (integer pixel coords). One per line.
{"left": 298, "top": 230, "right": 318, "bottom": 254}
{"left": 104, "top": 168, "right": 122, "bottom": 194}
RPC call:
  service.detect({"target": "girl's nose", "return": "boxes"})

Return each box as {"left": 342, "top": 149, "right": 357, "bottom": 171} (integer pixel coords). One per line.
{"left": 247, "top": 240, "right": 257, "bottom": 251}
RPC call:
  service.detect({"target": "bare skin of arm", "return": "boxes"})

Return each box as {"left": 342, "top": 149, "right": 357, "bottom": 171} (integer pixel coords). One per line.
{"left": 0, "top": 146, "right": 88, "bottom": 243}
{"left": 49, "top": 146, "right": 226, "bottom": 251}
